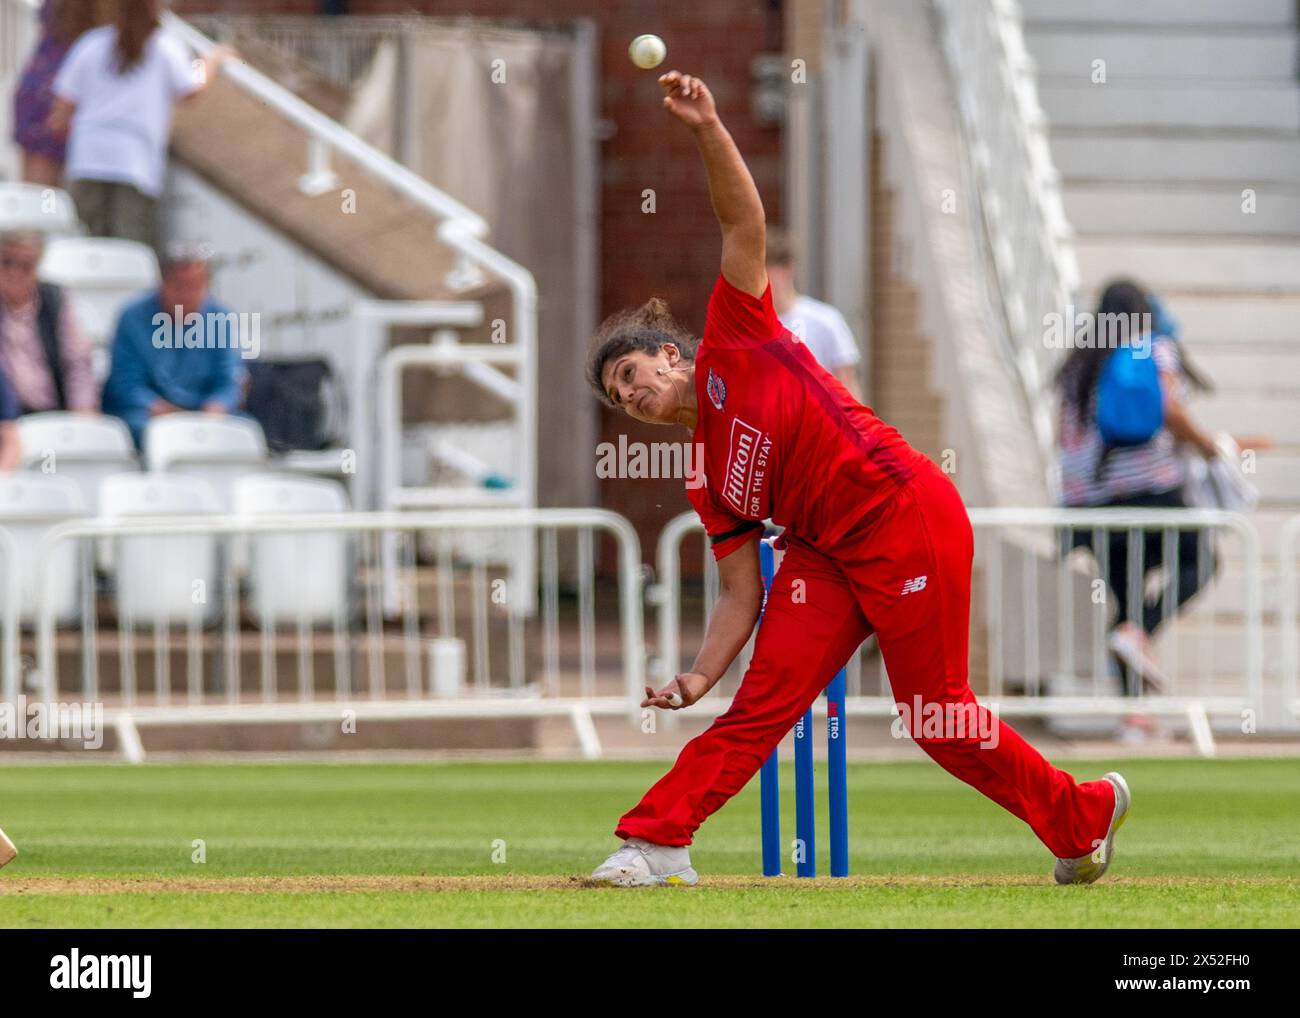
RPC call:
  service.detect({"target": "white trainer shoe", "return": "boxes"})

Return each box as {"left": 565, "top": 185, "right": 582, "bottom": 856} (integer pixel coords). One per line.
{"left": 590, "top": 837, "right": 699, "bottom": 887}
{"left": 1054, "top": 771, "right": 1131, "bottom": 885}
{"left": 0, "top": 825, "right": 17, "bottom": 870}
{"left": 1107, "top": 627, "right": 1170, "bottom": 694}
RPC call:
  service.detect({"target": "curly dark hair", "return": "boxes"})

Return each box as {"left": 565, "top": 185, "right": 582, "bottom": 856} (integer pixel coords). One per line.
{"left": 585, "top": 297, "right": 698, "bottom": 406}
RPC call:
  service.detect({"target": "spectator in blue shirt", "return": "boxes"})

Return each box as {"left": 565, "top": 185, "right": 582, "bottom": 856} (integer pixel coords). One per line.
{"left": 0, "top": 364, "right": 20, "bottom": 469}
{"left": 102, "top": 242, "right": 248, "bottom": 448}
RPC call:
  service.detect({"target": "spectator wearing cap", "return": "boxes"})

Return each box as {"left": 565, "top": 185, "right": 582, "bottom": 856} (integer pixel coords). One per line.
{"left": 0, "top": 231, "right": 97, "bottom": 415}
{"left": 766, "top": 227, "right": 864, "bottom": 402}
{"left": 45, "top": 0, "right": 230, "bottom": 248}
{"left": 102, "top": 243, "right": 246, "bottom": 448}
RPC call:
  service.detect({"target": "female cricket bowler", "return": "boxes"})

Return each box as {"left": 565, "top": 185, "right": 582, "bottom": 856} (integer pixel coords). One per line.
{"left": 587, "top": 71, "right": 1130, "bottom": 887}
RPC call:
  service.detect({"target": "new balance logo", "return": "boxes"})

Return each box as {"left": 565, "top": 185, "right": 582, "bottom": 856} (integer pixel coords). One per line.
{"left": 900, "top": 576, "right": 928, "bottom": 595}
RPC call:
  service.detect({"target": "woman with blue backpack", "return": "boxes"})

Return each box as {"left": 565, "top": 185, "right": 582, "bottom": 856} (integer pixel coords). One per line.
{"left": 1055, "top": 280, "right": 1233, "bottom": 723}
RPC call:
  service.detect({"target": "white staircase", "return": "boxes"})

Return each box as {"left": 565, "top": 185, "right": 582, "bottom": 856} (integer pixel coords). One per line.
{"left": 1024, "top": 0, "right": 1300, "bottom": 513}
{"left": 1022, "top": 0, "right": 1300, "bottom": 727}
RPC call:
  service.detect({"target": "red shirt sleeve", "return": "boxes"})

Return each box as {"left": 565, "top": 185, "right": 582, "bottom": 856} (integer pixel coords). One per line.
{"left": 687, "top": 479, "right": 763, "bottom": 561}
{"left": 702, "top": 272, "right": 781, "bottom": 350}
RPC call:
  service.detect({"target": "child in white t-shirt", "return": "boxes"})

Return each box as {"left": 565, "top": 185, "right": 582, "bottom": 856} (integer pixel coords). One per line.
{"left": 47, "top": 0, "right": 229, "bottom": 249}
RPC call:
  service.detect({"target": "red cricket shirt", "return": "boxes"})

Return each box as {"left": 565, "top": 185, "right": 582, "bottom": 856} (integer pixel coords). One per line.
{"left": 687, "top": 272, "right": 922, "bottom": 560}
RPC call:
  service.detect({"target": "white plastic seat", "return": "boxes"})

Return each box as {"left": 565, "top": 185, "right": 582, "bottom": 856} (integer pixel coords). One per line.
{"left": 37, "top": 237, "right": 160, "bottom": 377}
{"left": 0, "top": 182, "right": 78, "bottom": 233}
{"left": 0, "top": 473, "right": 86, "bottom": 625}
{"left": 98, "top": 473, "right": 220, "bottom": 626}
{"left": 144, "top": 413, "right": 268, "bottom": 514}
{"left": 16, "top": 412, "right": 138, "bottom": 514}
{"left": 234, "top": 475, "right": 350, "bottom": 626}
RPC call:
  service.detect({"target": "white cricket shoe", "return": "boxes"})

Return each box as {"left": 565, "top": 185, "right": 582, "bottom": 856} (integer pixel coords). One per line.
{"left": 1054, "top": 771, "right": 1131, "bottom": 885}
{"left": 590, "top": 837, "right": 698, "bottom": 887}
{"left": 0, "top": 825, "right": 17, "bottom": 870}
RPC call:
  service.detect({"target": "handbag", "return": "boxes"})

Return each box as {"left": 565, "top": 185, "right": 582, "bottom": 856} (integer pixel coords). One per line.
{"left": 244, "top": 357, "right": 346, "bottom": 453}
{"left": 1182, "top": 434, "right": 1259, "bottom": 512}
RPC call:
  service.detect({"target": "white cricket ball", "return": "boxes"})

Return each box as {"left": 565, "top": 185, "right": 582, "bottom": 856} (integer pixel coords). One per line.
{"left": 629, "top": 34, "right": 667, "bottom": 70}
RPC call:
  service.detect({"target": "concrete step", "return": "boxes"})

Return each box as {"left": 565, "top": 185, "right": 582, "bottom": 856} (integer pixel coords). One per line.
{"left": 1243, "top": 453, "right": 1300, "bottom": 504}
{"left": 1064, "top": 183, "right": 1300, "bottom": 238}
{"left": 1039, "top": 82, "right": 1300, "bottom": 133}
{"left": 1148, "top": 294, "right": 1300, "bottom": 347}
{"left": 1235, "top": 507, "right": 1300, "bottom": 557}
{"left": 1174, "top": 565, "right": 1278, "bottom": 620}
{"left": 1171, "top": 587, "right": 1287, "bottom": 628}
{"left": 1051, "top": 135, "right": 1300, "bottom": 187}
{"left": 1076, "top": 238, "right": 1300, "bottom": 294}
{"left": 1020, "top": 0, "right": 1296, "bottom": 29}
{"left": 1026, "top": 29, "right": 1299, "bottom": 81}
{"left": 1194, "top": 350, "right": 1300, "bottom": 392}
{"left": 1149, "top": 619, "right": 1284, "bottom": 684}
{"left": 1191, "top": 394, "right": 1300, "bottom": 444}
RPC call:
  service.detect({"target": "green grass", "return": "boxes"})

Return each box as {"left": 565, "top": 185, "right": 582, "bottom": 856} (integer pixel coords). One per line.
{"left": 1, "top": 757, "right": 1298, "bottom": 927}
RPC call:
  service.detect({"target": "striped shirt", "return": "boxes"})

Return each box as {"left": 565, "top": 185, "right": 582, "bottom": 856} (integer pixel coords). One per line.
{"left": 1057, "top": 336, "right": 1188, "bottom": 507}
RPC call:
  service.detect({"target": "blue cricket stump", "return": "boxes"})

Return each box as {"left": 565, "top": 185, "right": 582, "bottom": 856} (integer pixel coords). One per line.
{"left": 757, "top": 537, "right": 850, "bottom": 878}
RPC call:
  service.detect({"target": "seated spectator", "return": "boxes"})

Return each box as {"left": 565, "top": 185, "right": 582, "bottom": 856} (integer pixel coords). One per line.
{"left": 0, "top": 231, "right": 97, "bottom": 414}
{"left": 102, "top": 243, "right": 246, "bottom": 448}
{"left": 0, "top": 367, "right": 18, "bottom": 470}
{"left": 766, "top": 226, "right": 864, "bottom": 401}
{"left": 45, "top": 0, "right": 229, "bottom": 249}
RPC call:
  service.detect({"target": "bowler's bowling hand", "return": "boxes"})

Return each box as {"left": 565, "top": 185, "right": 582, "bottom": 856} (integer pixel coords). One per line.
{"left": 658, "top": 71, "right": 717, "bottom": 131}
{"left": 642, "top": 672, "right": 711, "bottom": 710}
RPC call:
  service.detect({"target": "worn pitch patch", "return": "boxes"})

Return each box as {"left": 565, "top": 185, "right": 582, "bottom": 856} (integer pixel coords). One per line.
{"left": 1, "top": 874, "right": 1296, "bottom": 896}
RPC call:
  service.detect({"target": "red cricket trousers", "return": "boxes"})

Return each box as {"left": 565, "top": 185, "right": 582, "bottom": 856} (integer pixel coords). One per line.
{"left": 616, "top": 459, "right": 1116, "bottom": 860}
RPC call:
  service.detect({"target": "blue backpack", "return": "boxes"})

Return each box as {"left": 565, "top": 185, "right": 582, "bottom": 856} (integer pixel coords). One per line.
{"left": 1095, "top": 343, "right": 1164, "bottom": 448}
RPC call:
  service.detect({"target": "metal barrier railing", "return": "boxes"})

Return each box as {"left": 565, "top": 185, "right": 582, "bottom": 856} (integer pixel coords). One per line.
{"left": 0, "top": 525, "right": 18, "bottom": 701}
{"left": 969, "top": 508, "right": 1262, "bottom": 739}
{"left": 4, "top": 509, "right": 642, "bottom": 760}
{"left": 654, "top": 507, "right": 1263, "bottom": 756}
{"left": 373, "top": 308, "right": 537, "bottom": 614}
{"left": 1280, "top": 513, "right": 1300, "bottom": 723}
{"left": 3, "top": 501, "right": 1276, "bottom": 759}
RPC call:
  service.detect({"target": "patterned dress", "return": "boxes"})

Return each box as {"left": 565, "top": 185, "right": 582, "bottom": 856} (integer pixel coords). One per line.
{"left": 13, "top": 1, "right": 73, "bottom": 163}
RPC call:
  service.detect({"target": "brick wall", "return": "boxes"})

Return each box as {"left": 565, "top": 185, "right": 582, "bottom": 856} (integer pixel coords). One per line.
{"left": 174, "top": 0, "right": 786, "bottom": 562}
{"left": 868, "top": 131, "right": 944, "bottom": 464}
